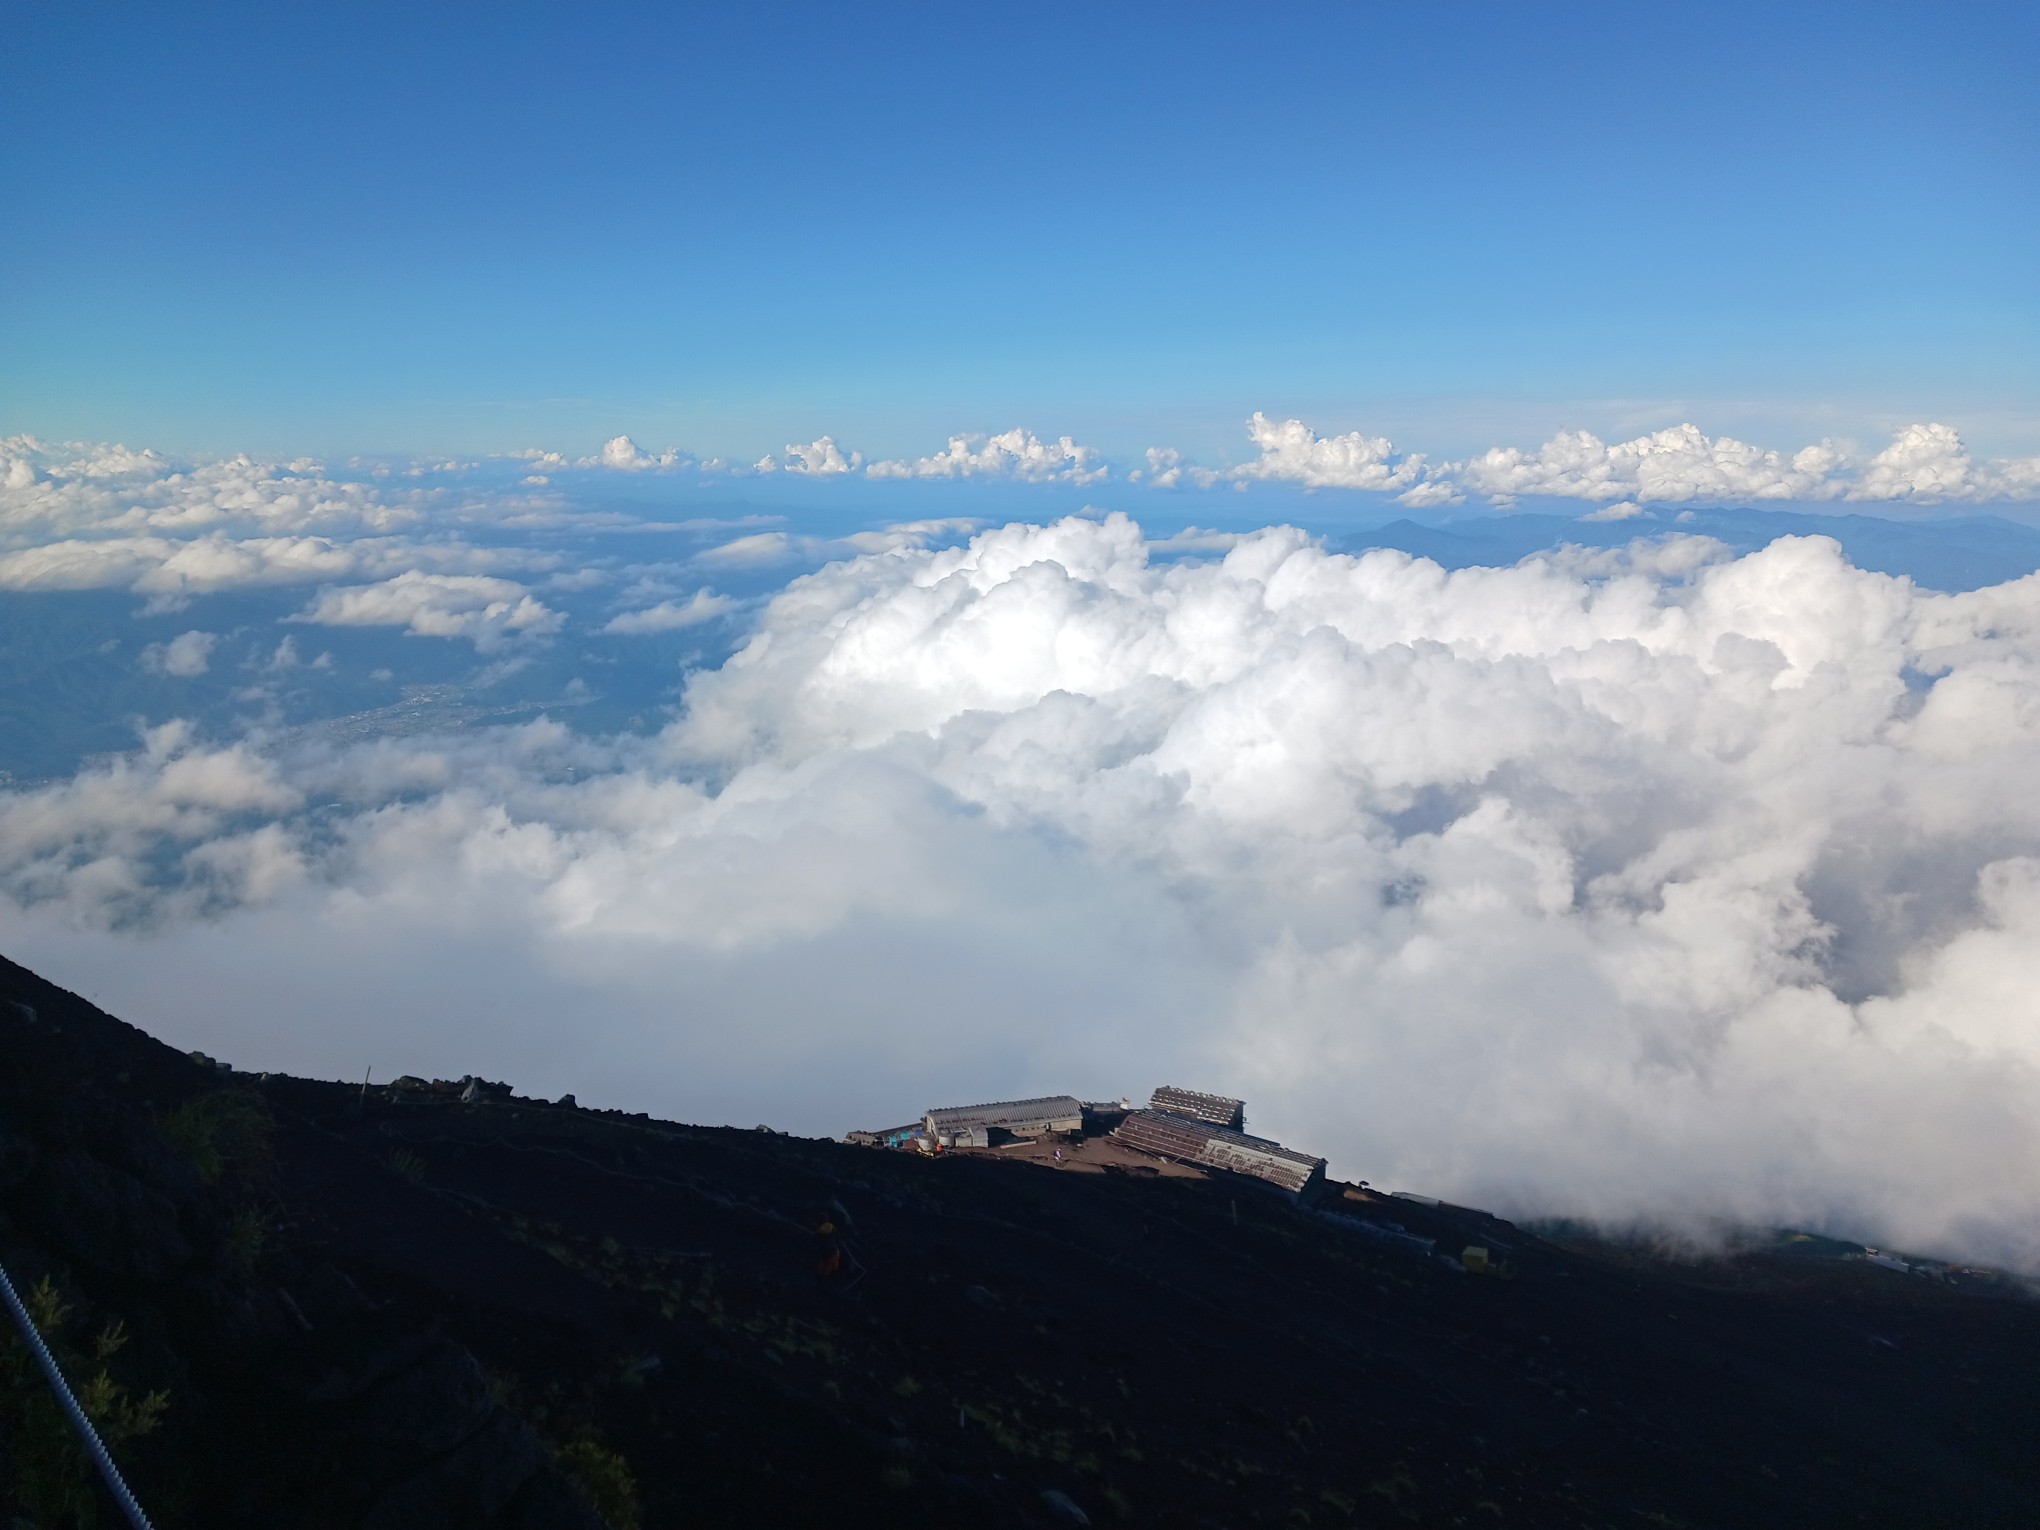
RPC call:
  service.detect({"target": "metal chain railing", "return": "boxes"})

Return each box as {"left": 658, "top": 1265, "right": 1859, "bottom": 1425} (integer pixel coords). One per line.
{"left": 0, "top": 1255, "right": 155, "bottom": 1530}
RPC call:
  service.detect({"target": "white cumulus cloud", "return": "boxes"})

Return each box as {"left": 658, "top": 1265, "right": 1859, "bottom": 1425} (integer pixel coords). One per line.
{"left": 866, "top": 428, "right": 1108, "bottom": 484}
{"left": 9, "top": 428, "right": 2040, "bottom": 1268}
{"left": 140, "top": 630, "right": 219, "bottom": 677}
{"left": 1228, "top": 412, "right": 1443, "bottom": 500}
{"left": 1451, "top": 422, "right": 1851, "bottom": 504}
{"left": 289, "top": 571, "right": 563, "bottom": 648}
{"left": 1389, "top": 419, "right": 2038, "bottom": 507}
{"left": 1132, "top": 446, "right": 1188, "bottom": 488}
{"left": 585, "top": 435, "right": 692, "bottom": 472}
{"left": 764, "top": 436, "right": 863, "bottom": 476}
{"left": 0, "top": 720, "right": 303, "bottom": 924}
{"left": 0, "top": 437, "right": 427, "bottom": 545}
{"left": 1851, "top": 421, "right": 2040, "bottom": 501}
{"left": 11, "top": 514, "right": 2040, "bottom": 1270}
{"left": 1139, "top": 417, "right": 2040, "bottom": 507}
{"left": 0, "top": 441, "right": 559, "bottom": 605}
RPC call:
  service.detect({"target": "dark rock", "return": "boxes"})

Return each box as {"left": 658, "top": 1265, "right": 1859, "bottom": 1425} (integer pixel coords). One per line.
{"left": 288, "top": 1261, "right": 377, "bottom": 1327}
{"left": 356, "top": 1408, "right": 543, "bottom": 1529}
{"left": 498, "top": 1461, "right": 612, "bottom": 1530}
{"left": 0, "top": 1128, "right": 36, "bottom": 1192}
{"left": 115, "top": 1112, "right": 206, "bottom": 1202}
{"left": 20, "top": 1146, "right": 191, "bottom": 1280}
{"left": 299, "top": 1326, "right": 442, "bottom": 1405}
{"left": 174, "top": 1269, "right": 293, "bottom": 1354}
{"left": 352, "top": 1338, "right": 494, "bottom": 1467}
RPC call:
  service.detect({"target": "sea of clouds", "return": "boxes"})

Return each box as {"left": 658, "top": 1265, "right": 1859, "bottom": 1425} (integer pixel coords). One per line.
{"left": 6, "top": 423, "right": 2040, "bottom": 1266}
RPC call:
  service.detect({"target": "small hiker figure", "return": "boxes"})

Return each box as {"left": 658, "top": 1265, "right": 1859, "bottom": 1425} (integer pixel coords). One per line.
{"left": 813, "top": 1213, "right": 845, "bottom": 1285}
{"left": 811, "top": 1196, "right": 861, "bottom": 1290}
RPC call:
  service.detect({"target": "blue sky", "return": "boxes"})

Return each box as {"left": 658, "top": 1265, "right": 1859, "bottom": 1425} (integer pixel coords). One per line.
{"left": 5, "top": 0, "right": 2036, "bottom": 463}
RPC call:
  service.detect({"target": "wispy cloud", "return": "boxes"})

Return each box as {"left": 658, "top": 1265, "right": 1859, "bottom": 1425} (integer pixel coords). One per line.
{"left": 602, "top": 588, "right": 736, "bottom": 633}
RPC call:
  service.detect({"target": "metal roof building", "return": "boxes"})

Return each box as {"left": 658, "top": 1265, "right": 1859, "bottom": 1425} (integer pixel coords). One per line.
{"left": 1112, "top": 1109, "right": 1326, "bottom": 1201}
{"left": 1148, "top": 1085, "right": 1246, "bottom": 1131}
{"left": 924, "top": 1095, "right": 1086, "bottom": 1139}
{"left": 845, "top": 1123, "right": 922, "bottom": 1147}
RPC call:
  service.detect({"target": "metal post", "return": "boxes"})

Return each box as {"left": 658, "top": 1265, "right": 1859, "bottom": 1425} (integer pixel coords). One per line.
{"left": 0, "top": 1256, "right": 156, "bottom": 1530}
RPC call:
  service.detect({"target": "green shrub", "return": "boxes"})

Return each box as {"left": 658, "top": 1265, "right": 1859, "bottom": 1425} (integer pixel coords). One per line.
{"left": 0, "top": 1276, "right": 168, "bottom": 1527}
{"left": 225, "top": 1205, "right": 268, "bottom": 1271}
{"left": 554, "top": 1439, "right": 639, "bottom": 1530}
{"left": 157, "top": 1089, "right": 274, "bottom": 1190}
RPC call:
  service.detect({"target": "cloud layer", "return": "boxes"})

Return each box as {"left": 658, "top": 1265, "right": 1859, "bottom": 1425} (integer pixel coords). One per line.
{"left": 9, "top": 507, "right": 2040, "bottom": 1268}
{"left": 1211, "top": 417, "right": 2040, "bottom": 506}
{"left": 503, "top": 415, "right": 2039, "bottom": 503}
{"left": 0, "top": 437, "right": 556, "bottom": 613}
{"left": 9, "top": 414, "right": 2037, "bottom": 610}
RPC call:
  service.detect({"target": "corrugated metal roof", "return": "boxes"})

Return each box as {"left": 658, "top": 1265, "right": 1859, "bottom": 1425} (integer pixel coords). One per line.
{"left": 1112, "top": 1109, "right": 1326, "bottom": 1199}
{"left": 1149, "top": 1085, "right": 1246, "bottom": 1131}
{"left": 924, "top": 1095, "right": 1085, "bottom": 1133}
{"left": 1114, "top": 1109, "right": 1216, "bottom": 1161}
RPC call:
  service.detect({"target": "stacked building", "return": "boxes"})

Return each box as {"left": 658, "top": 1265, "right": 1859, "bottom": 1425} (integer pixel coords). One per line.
{"left": 852, "top": 1083, "right": 1327, "bottom": 1204}
{"left": 1114, "top": 1086, "right": 1325, "bottom": 1202}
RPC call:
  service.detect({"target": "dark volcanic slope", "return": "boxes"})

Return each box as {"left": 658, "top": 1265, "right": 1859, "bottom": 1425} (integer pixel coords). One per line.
{"left": 5, "top": 954, "right": 2040, "bottom": 1528}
